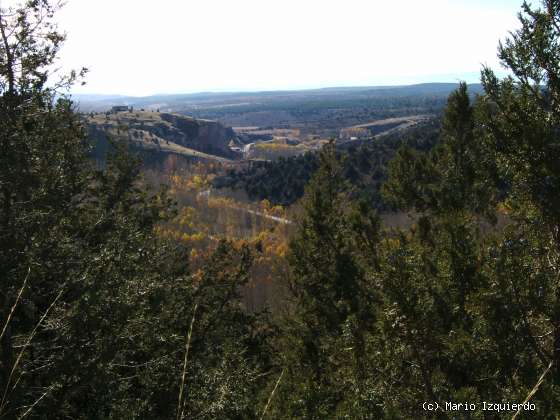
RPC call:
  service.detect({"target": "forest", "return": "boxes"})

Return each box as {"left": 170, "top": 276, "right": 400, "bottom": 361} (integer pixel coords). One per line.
{"left": 2, "top": 0, "right": 560, "bottom": 419}
{"left": 216, "top": 119, "right": 440, "bottom": 208}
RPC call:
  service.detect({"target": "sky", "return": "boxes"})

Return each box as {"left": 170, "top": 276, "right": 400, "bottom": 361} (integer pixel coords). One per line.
{"left": 49, "top": 0, "right": 525, "bottom": 96}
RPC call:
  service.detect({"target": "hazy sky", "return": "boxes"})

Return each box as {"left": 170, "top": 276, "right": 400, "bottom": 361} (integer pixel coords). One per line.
{"left": 52, "top": 0, "right": 524, "bottom": 96}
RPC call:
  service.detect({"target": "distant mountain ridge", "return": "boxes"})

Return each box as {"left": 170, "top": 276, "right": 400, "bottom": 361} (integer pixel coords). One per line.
{"left": 73, "top": 83, "right": 484, "bottom": 111}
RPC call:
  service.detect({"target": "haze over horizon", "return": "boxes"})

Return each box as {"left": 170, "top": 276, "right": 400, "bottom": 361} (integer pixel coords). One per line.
{"left": 68, "top": 77, "right": 495, "bottom": 99}
{"left": 51, "top": 0, "right": 522, "bottom": 96}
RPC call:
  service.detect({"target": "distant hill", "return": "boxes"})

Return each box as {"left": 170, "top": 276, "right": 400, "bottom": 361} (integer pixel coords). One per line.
{"left": 73, "top": 83, "right": 484, "bottom": 111}
{"left": 86, "top": 110, "right": 239, "bottom": 163}
{"left": 74, "top": 83, "right": 482, "bottom": 131}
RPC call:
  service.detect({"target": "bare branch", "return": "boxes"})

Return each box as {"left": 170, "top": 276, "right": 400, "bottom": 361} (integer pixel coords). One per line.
{"left": 0, "top": 267, "right": 30, "bottom": 342}
{"left": 0, "top": 285, "right": 65, "bottom": 416}
{"left": 259, "top": 369, "right": 284, "bottom": 420}
{"left": 16, "top": 385, "right": 54, "bottom": 419}
{"left": 511, "top": 360, "right": 553, "bottom": 420}
{"left": 176, "top": 303, "right": 198, "bottom": 420}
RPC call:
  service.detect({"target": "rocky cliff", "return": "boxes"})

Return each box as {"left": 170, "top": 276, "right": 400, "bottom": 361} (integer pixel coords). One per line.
{"left": 86, "top": 110, "right": 240, "bottom": 163}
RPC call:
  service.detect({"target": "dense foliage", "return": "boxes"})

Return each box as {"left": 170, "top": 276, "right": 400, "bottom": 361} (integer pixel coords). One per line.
{"left": 3, "top": 0, "right": 560, "bottom": 418}
{"left": 216, "top": 120, "right": 440, "bottom": 209}
{"left": 265, "top": 1, "right": 560, "bottom": 417}
{"left": 216, "top": 153, "right": 320, "bottom": 206}
{"left": 0, "top": 2, "right": 269, "bottom": 418}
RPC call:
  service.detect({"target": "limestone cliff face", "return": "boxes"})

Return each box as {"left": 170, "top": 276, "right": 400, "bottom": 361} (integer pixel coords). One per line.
{"left": 86, "top": 111, "right": 239, "bottom": 162}
{"left": 157, "top": 113, "right": 236, "bottom": 158}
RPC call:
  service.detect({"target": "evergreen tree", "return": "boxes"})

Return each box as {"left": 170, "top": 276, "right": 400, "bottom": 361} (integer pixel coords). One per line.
{"left": 377, "top": 1, "right": 560, "bottom": 414}
{"left": 478, "top": 0, "right": 560, "bottom": 385}
{"left": 274, "top": 142, "right": 382, "bottom": 419}
{"left": 383, "top": 82, "right": 497, "bottom": 218}
{"left": 0, "top": 2, "right": 269, "bottom": 418}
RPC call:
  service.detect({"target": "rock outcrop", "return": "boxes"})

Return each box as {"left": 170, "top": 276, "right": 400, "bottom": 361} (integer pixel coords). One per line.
{"left": 86, "top": 110, "right": 240, "bottom": 163}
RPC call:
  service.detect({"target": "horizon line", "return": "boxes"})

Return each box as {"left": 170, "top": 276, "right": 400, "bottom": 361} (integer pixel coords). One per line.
{"left": 69, "top": 80, "right": 489, "bottom": 99}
